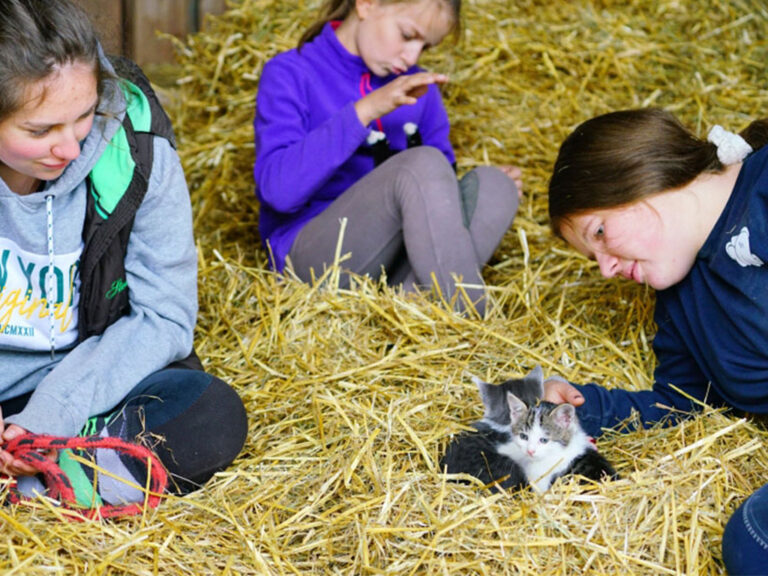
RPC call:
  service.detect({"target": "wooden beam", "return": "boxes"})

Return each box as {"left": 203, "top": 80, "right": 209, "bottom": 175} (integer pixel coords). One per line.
{"left": 128, "top": 0, "right": 190, "bottom": 66}
{"left": 75, "top": 0, "right": 125, "bottom": 56}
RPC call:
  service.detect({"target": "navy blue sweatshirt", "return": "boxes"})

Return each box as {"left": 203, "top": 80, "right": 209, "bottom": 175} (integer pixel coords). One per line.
{"left": 575, "top": 145, "right": 768, "bottom": 437}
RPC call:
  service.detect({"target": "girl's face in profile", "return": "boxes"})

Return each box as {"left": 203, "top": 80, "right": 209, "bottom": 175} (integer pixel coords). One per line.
{"left": 560, "top": 194, "right": 702, "bottom": 290}
{"left": 0, "top": 61, "right": 98, "bottom": 195}
{"left": 351, "top": 0, "right": 454, "bottom": 77}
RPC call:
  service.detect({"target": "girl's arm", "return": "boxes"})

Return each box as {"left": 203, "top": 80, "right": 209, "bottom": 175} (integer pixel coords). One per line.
{"left": 254, "top": 58, "right": 370, "bottom": 213}
{"left": 6, "top": 138, "right": 198, "bottom": 437}
{"left": 545, "top": 316, "right": 714, "bottom": 438}
{"left": 413, "top": 82, "right": 455, "bottom": 164}
{"left": 569, "top": 374, "right": 712, "bottom": 439}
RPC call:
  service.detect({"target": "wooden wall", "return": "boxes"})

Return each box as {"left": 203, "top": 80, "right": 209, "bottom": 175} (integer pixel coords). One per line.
{"left": 77, "top": 0, "right": 227, "bottom": 66}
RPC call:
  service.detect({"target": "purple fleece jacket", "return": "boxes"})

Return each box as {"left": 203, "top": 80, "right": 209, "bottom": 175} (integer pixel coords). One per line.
{"left": 253, "top": 22, "right": 455, "bottom": 271}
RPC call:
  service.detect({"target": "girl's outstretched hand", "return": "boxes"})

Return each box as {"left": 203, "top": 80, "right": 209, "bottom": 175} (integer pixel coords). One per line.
{"left": 497, "top": 165, "right": 523, "bottom": 199}
{"left": 355, "top": 72, "right": 448, "bottom": 127}
{"left": 543, "top": 377, "right": 585, "bottom": 406}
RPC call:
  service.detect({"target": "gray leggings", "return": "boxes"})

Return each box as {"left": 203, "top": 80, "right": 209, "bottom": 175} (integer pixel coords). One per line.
{"left": 288, "top": 147, "right": 519, "bottom": 314}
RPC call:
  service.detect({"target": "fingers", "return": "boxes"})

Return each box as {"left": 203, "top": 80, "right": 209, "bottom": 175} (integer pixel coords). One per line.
{"left": 402, "top": 73, "right": 447, "bottom": 100}
{"left": 498, "top": 165, "right": 522, "bottom": 179}
{"left": 3, "top": 423, "right": 26, "bottom": 442}
{"left": 403, "top": 71, "right": 447, "bottom": 92}
{"left": 0, "top": 424, "right": 48, "bottom": 477}
{"left": 6, "top": 458, "right": 39, "bottom": 477}
{"left": 0, "top": 449, "right": 14, "bottom": 475}
{"left": 405, "top": 71, "right": 449, "bottom": 86}
{"left": 543, "top": 378, "right": 585, "bottom": 406}
{"left": 0, "top": 412, "right": 13, "bottom": 475}
{"left": 497, "top": 165, "right": 524, "bottom": 199}
{"left": 564, "top": 387, "right": 585, "bottom": 406}
{"left": 0, "top": 449, "right": 39, "bottom": 477}
{"left": 356, "top": 72, "right": 448, "bottom": 125}
{"left": 513, "top": 176, "right": 523, "bottom": 199}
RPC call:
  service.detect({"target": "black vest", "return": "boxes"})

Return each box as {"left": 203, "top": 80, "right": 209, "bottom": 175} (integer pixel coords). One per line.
{"left": 78, "top": 56, "right": 201, "bottom": 370}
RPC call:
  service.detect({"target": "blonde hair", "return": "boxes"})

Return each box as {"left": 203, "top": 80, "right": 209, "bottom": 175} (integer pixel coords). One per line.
{"left": 298, "top": 0, "right": 462, "bottom": 47}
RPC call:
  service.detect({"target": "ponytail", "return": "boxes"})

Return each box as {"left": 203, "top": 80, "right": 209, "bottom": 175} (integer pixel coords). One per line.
{"left": 298, "top": 0, "right": 355, "bottom": 48}
{"left": 740, "top": 119, "right": 768, "bottom": 151}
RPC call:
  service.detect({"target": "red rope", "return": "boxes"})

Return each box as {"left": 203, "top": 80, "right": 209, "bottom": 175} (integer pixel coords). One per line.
{"left": 2, "top": 433, "right": 168, "bottom": 520}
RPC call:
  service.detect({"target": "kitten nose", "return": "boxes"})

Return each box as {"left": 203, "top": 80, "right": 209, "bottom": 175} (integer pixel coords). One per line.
{"left": 527, "top": 448, "right": 535, "bottom": 456}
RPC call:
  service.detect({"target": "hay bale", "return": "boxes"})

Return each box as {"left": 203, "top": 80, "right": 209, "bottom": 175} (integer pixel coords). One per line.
{"left": 2, "top": 0, "right": 766, "bottom": 574}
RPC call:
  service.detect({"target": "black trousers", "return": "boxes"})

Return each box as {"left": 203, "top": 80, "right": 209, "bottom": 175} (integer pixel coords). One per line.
{"left": 2, "top": 369, "right": 248, "bottom": 494}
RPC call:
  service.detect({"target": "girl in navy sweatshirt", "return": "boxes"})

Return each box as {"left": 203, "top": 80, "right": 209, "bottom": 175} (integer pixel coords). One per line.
{"left": 545, "top": 108, "right": 768, "bottom": 574}
{"left": 254, "top": 0, "right": 523, "bottom": 316}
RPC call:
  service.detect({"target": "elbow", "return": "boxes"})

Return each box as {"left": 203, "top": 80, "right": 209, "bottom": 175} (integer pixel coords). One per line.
{"left": 256, "top": 172, "right": 303, "bottom": 214}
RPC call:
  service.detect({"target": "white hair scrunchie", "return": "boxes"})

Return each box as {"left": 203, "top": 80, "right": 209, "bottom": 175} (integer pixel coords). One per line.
{"left": 707, "top": 124, "right": 753, "bottom": 165}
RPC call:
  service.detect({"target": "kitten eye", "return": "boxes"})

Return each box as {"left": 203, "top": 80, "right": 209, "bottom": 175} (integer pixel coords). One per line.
{"left": 519, "top": 433, "right": 528, "bottom": 441}
{"left": 539, "top": 438, "right": 549, "bottom": 444}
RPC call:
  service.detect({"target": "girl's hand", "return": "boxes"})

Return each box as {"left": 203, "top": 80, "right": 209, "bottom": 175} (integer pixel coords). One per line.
{"left": 497, "top": 165, "right": 524, "bottom": 199}
{"left": 0, "top": 421, "right": 58, "bottom": 477}
{"left": 354, "top": 72, "right": 448, "bottom": 127}
{"left": 543, "top": 377, "right": 585, "bottom": 406}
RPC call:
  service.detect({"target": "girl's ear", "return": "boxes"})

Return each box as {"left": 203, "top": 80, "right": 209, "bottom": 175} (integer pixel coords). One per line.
{"left": 355, "top": 0, "right": 377, "bottom": 20}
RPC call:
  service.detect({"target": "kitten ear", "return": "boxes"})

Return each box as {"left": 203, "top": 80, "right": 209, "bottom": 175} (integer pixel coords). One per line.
{"left": 470, "top": 374, "right": 487, "bottom": 391}
{"left": 506, "top": 392, "right": 527, "bottom": 425}
{"left": 475, "top": 376, "right": 507, "bottom": 422}
{"left": 551, "top": 403, "right": 575, "bottom": 431}
{"left": 523, "top": 365, "right": 545, "bottom": 397}
{"left": 473, "top": 375, "right": 492, "bottom": 408}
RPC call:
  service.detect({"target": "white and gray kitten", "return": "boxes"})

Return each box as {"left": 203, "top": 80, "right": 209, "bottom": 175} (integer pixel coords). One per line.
{"left": 500, "top": 393, "right": 617, "bottom": 492}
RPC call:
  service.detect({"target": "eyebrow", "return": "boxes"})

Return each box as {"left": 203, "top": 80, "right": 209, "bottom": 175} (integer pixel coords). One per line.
{"left": 22, "top": 100, "right": 99, "bottom": 129}
{"left": 563, "top": 221, "right": 596, "bottom": 260}
{"left": 580, "top": 229, "right": 597, "bottom": 261}
{"left": 402, "top": 22, "right": 424, "bottom": 38}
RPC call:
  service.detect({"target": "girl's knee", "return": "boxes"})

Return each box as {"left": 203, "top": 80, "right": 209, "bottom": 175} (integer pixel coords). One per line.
{"left": 152, "top": 375, "right": 247, "bottom": 494}
{"left": 394, "top": 146, "right": 455, "bottom": 179}
{"left": 389, "top": 147, "right": 457, "bottom": 207}
{"left": 473, "top": 165, "right": 520, "bottom": 206}
{"left": 461, "top": 166, "right": 519, "bottom": 231}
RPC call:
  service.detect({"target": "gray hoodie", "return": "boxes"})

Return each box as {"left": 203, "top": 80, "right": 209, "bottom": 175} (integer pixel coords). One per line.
{"left": 0, "top": 56, "right": 198, "bottom": 436}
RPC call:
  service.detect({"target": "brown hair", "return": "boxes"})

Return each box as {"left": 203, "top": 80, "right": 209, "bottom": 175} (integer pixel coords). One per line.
{"left": 0, "top": 0, "right": 107, "bottom": 122}
{"left": 548, "top": 108, "right": 768, "bottom": 237}
{"left": 298, "top": 0, "right": 462, "bottom": 48}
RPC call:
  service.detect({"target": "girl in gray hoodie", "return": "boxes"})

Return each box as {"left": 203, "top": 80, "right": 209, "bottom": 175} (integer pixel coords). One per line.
{"left": 0, "top": 0, "right": 246, "bottom": 508}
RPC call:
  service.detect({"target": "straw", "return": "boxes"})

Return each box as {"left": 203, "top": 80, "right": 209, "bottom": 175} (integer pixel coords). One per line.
{"left": 3, "top": 0, "right": 766, "bottom": 574}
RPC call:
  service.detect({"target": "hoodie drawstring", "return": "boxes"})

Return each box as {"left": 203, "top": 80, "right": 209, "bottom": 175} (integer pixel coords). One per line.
{"left": 45, "top": 194, "right": 56, "bottom": 359}
{"left": 359, "top": 73, "right": 384, "bottom": 133}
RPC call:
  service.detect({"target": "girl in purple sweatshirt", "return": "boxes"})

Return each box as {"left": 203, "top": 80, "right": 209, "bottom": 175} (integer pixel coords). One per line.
{"left": 254, "top": 0, "right": 522, "bottom": 315}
